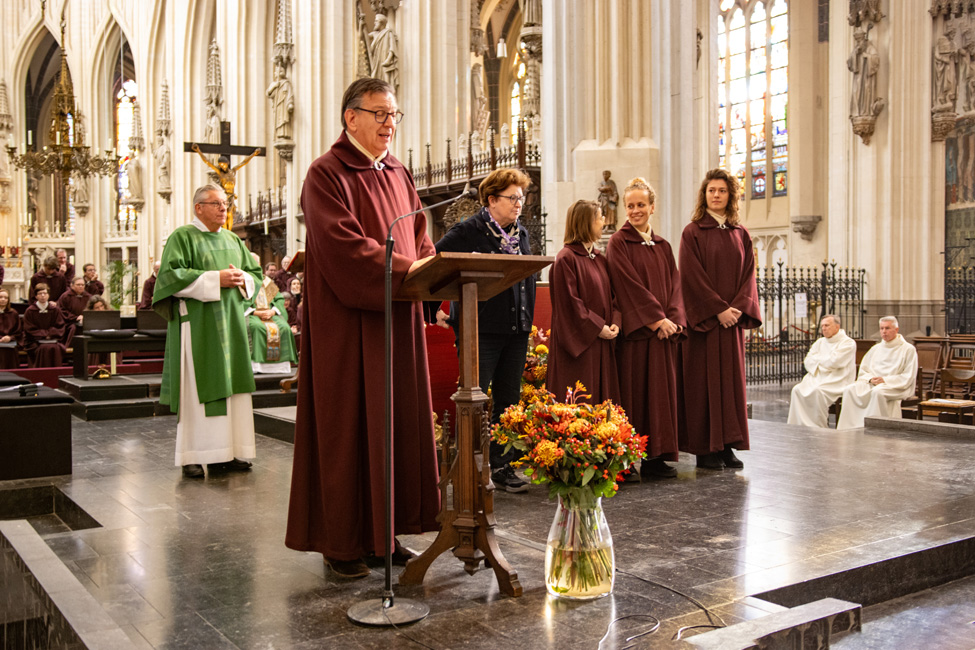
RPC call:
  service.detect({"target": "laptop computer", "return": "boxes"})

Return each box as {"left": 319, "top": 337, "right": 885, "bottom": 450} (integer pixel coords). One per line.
{"left": 82, "top": 310, "right": 135, "bottom": 337}
{"left": 136, "top": 309, "right": 168, "bottom": 337}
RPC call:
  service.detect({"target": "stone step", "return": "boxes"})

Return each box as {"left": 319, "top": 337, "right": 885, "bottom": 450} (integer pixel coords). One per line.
{"left": 72, "top": 398, "right": 157, "bottom": 421}
{"left": 253, "top": 406, "right": 297, "bottom": 443}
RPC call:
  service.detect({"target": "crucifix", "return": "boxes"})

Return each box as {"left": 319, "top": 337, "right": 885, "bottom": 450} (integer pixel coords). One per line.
{"left": 184, "top": 121, "right": 265, "bottom": 230}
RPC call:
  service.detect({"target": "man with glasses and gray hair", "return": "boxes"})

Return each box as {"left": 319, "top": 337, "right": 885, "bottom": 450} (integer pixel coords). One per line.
{"left": 837, "top": 316, "right": 918, "bottom": 429}
{"left": 153, "top": 183, "right": 263, "bottom": 479}
{"left": 285, "top": 78, "right": 439, "bottom": 579}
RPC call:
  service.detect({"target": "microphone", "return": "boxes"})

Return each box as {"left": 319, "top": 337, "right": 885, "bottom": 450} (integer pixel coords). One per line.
{"left": 385, "top": 185, "right": 479, "bottom": 239}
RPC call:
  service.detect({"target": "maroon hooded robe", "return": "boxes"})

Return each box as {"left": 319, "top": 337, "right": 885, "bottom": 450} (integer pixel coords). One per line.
{"left": 57, "top": 289, "right": 90, "bottom": 348}
{"left": 546, "top": 243, "right": 621, "bottom": 404}
{"left": 138, "top": 275, "right": 157, "bottom": 310}
{"left": 29, "top": 271, "right": 67, "bottom": 303}
{"left": 607, "top": 221, "right": 687, "bottom": 460}
{"left": 23, "top": 303, "right": 66, "bottom": 367}
{"left": 285, "top": 132, "right": 440, "bottom": 561}
{"left": 677, "top": 215, "right": 761, "bottom": 455}
{"left": 0, "top": 308, "right": 22, "bottom": 369}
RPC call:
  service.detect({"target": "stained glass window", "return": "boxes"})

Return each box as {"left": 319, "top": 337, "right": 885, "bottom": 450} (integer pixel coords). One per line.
{"left": 509, "top": 53, "right": 526, "bottom": 142}
{"left": 717, "top": 0, "right": 788, "bottom": 199}
{"left": 115, "top": 78, "right": 139, "bottom": 230}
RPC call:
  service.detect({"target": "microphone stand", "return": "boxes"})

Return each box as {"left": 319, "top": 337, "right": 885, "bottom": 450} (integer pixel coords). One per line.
{"left": 347, "top": 186, "right": 478, "bottom": 627}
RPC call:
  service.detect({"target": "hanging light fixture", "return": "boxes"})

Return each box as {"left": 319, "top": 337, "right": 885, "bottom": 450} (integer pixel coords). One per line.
{"left": 496, "top": 37, "right": 508, "bottom": 58}
{"left": 5, "top": 10, "right": 117, "bottom": 187}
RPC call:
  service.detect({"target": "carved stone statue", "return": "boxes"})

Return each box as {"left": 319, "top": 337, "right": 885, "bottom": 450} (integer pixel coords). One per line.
{"left": 965, "top": 36, "right": 975, "bottom": 113}
{"left": 125, "top": 150, "right": 144, "bottom": 206}
{"left": 848, "top": 26, "right": 881, "bottom": 117}
{"left": 458, "top": 131, "right": 468, "bottom": 154}
{"left": 71, "top": 171, "right": 89, "bottom": 206}
{"left": 154, "top": 134, "right": 171, "bottom": 192}
{"left": 500, "top": 123, "right": 511, "bottom": 148}
{"left": 532, "top": 114, "right": 541, "bottom": 144}
{"left": 597, "top": 170, "right": 619, "bottom": 231}
{"left": 266, "top": 62, "right": 295, "bottom": 141}
{"left": 523, "top": 0, "right": 541, "bottom": 26}
{"left": 471, "top": 129, "right": 482, "bottom": 155}
{"left": 472, "top": 63, "right": 490, "bottom": 137}
{"left": 203, "top": 103, "right": 221, "bottom": 144}
{"left": 935, "top": 25, "right": 959, "bottom": 109}
{"left": 0, "top": 139, "right": 9, "bottom": 183}
{"left": 191, "top": 144, "right": 261, "bottom": 229}
{"left": 368, "top": 13, "right": 399, "bottom": 93}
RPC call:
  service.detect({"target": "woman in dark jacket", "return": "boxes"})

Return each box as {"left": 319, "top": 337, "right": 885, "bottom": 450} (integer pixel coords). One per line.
{"left": 432, "top": 168, "right": 534, "bottom": 493}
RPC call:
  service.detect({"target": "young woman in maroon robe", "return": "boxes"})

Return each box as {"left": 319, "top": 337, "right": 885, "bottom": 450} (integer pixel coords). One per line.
{"left": 22, "top": 284, "right": 67, "bottom": 368}
{"left": 547, "top": 200, "right": 620, "bottom": 404}
{"left": 607, "top": 178, "right": 687, "bottom": 479}
{"left": 0, "top": 289, "right": 22, "bottom": 369}
{"left": 678, "top": 168, "right": 761, "bottom": 470}
{"left": 57, "top": 276, "right": 90, "bottom": 348}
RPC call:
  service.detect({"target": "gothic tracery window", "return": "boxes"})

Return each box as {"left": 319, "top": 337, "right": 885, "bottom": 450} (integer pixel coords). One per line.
{"left": 717, "top": 0, "right": 789, "bottom": 200}
{"left": 114, "top": 77, "right": 138, "bottom": 231}
{"left": 509, "top": 54, "right": 526, "bottom": 138}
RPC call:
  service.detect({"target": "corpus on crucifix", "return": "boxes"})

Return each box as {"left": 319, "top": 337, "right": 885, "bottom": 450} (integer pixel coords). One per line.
{"left": 184, "top": 120, "right": 265, "bottom": 230}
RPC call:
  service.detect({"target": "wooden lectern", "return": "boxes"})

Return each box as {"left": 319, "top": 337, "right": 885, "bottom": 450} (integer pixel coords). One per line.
{"left": 397, "top": 252, "right": 553, "bottom": 597}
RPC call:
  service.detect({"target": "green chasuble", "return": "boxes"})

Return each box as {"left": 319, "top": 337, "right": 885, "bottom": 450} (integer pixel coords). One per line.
{"left": 153, "top": 224, "right": 261, "bottom": 416}
{"left": 247, "top": 288, "right": 298, "bottom": 364}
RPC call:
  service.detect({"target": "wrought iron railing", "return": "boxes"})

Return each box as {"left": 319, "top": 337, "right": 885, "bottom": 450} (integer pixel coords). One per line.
{"left": 945, "top": 266, "right": 975, "bottom": 334}
{"left": 746, "top": 262, "right": 867, "bottom": 384}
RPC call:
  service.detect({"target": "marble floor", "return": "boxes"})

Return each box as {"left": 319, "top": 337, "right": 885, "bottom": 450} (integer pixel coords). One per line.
{"left": 2, "top": 386, "right": 975, "bottom": 649}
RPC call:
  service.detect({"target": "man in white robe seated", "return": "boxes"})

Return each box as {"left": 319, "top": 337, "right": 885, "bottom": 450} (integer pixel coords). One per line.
{"left": 837, "top": 316, "right": 918, "bottom": 429}
{"left": 787, "top": 314, "right": 857, "bottom": 428}
{"left": 246, "top": 253, "right": 298, "bottom": 374}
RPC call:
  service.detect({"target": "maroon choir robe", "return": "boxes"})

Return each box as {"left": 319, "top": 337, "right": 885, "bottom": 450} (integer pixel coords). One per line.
{"left": 23, "top": 303, "right": 66, "bottom": 367}
{"left": 138, "top": 275, "right": 157, "bottom": 310}
{"left": 677, "top": 215, "right": 761, "bottom": 455}
{"left": 85, "top": 279, "right": 105, "bottom": 296}
{"left": 285, "top": 131, "right": 440, "bottom": 561}
{"left": 546, "top": 243, "right": 621, "bottom": 404}
{"left": 57, "top": 290, "right": 90, "bottom": 347}
{"left": 273, "top": 269, "right": 295, "bottom": 294}
{"left": 29, "top": 271, "right": 67, "bottom": 303}
{"left": 0, "top": 309, "right": 22, "bottom": 369}
{"left": 61, "top": 262, "right": 75, "bottom": 283}
{"left": 607, "top": 222, "right": 687, "bottom": 460}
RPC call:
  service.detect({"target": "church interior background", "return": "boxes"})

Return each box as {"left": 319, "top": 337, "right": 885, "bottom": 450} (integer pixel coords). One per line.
{"left": 1, "top": 0, "right": 975, "bottom": 648}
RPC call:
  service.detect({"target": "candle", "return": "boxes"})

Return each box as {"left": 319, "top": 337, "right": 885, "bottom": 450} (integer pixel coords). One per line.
{"left": 110, "top": 352, "right": 117, "bottom": 375}
{"left": 56, "top": 132, "right": 60, "bottom": 145}
{"left": 264, "top": 217, "right": 268, "bottom": 235}
{"left": 27, "top": 131, "right": 32, "bottom": 146}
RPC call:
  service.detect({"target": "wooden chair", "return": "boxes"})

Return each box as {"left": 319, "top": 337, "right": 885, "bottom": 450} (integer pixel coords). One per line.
{"left": 914, "top": 341, "right": 946, "bottom": 399}
{"left": 915, "top": 368, "right": 975, "bottom": 423}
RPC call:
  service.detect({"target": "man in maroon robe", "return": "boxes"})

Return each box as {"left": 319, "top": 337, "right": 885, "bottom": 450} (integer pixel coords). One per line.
{"left": 273, "top": 256, "right": 294, "bottom": 293}
{"left": 29, "top": 256, "right": 67, "bottom": 303}
{"left": 285, "top": 78, "right": 440, "bottom": 579}
{"left": 57, "top": 276, "right": 91, "bottom": 348}
{"left": 0, "top": 289, "right": 22, "bottom": 369}
{"left": 138, "top": 261, "right": 160, "bottom": 310}
{"left": 677, "top": 169, "right": 761, "bottom": 470}
{"left": 82, "top": 263, "right": 105, "bottom": 296}
{"left": 23, "top": 283, "right": 66, "bottom": 367}
{"left": 608, "top": 217, "right": 687, "bottom": 478}
{"left": 56, "top": 248, "right": 75, "bottom": 283}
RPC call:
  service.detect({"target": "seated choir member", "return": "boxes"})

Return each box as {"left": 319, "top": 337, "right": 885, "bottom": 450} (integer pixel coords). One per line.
{"left": 82, "top": 263, "right": 105, "bottom": 296}
{"left": 607, "top": 177, "right": 687, "bottom": 479}
{"left": 836, "top": 316, "right": 918, "bottom": 429}
{"left": 84, "top": 295, "right": 119, "bottom": 367}
{"left": 29, "top": 256, "right": 68, "bottom": 303}
{"left": 786, "top": 314, "right": 857, "bottom": 428}
{"left": 0, "top": 289, "right": 22, "bottom": 369}
{"left": 57, "top": 276, "right": 91, "bottom": 347}
{"left": 546, "top": 199, "right": 620, "bottom": 403}
{"left": 22, "top": 283, "right": 66, "bottom": 367}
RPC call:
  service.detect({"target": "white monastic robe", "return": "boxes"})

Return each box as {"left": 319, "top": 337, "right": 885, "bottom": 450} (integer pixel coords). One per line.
{"left": 787, "top": 329, "right": 857, "bottom": 428}
{"left": 169, "top": 219, "right": 258, "bottom": 466}
{"left": 836, "top": 334, "right": 918, "bottom": 429}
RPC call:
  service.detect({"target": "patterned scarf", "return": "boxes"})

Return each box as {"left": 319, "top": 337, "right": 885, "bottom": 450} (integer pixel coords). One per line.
{"left": 485, "top": 210, "right": 521, "bottom": 255}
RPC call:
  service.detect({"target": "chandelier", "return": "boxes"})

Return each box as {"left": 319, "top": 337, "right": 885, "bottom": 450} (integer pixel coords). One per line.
{"left": 5, "top": 13, "right": 117, "bottom": 184}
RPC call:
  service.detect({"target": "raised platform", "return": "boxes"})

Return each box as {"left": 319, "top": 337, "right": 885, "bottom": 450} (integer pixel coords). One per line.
{"left": 58, "top": 371, "right": 298, "bottom": 421}
{"left": 253, "top": 405, "right": 297, "bottom": 443}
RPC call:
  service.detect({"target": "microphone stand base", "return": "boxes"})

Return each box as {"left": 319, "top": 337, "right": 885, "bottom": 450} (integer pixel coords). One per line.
{"left": 347, "top": 598, "right": 429, "bottom": 626}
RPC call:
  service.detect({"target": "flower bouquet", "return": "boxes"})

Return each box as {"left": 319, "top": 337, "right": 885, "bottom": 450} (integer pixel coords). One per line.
{"left": 519, "top": 326, "right": 550, "bottom": 405}
{"left": 492, "top": 383, "right": 647, "bottom": 599}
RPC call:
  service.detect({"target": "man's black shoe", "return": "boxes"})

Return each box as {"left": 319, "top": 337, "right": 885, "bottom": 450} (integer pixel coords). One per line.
{"left": 641, "top": 457, "right": 678, "bottom": 479}
{"left": 208, "top": 458, "right": 253, "bottom": 473}
{"left": 324, "top": 556, "right": 371, "bottom": 579}
{"left": 695, "top": 454, "right": 723, "bottom": 470}
{"left": 491, "top": 465, "right": 529, "bottom": 493}
{"left": 182, "top": 464, "right": 204, "bottom": 479}
{"left": 720, "top": 447, "right": 744, "bottom": 469}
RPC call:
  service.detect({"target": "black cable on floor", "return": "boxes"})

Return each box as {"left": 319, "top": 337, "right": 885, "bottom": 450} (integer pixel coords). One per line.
{"left": 615, "top": 568, "right": 728, "bottom": 629}
{"left": 597, "top": 613, "right": 660, "bottom": 649}
{"left": 382, "top": 608, "right": 438, "bottom": 650}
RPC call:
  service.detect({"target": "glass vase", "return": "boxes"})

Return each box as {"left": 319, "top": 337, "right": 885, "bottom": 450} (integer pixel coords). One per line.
{"left": 544, "top": 494, "right": 615, "bottom": 599}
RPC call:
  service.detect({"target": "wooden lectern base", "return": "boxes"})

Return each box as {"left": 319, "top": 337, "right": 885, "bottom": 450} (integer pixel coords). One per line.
{"left": 399, "top": 392, "right": 522, "bottom": 597}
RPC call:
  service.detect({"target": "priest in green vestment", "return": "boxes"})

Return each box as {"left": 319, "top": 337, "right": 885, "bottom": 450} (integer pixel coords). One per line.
{"left": 153, "top": 183, "right": 263, "bottom": 479}
{"left": 246, "top": 258, "right": 298, "bottom": 374}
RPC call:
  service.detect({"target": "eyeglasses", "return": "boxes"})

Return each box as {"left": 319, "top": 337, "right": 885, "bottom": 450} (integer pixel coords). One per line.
{"left": 354, "top": 107, "right": 405, "bottom": 124}
{"left": 496, "top": 194, "right": 525, "bottom": 204}
{"left": 198, "top": 201, "right": 228, "bottom": 209}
